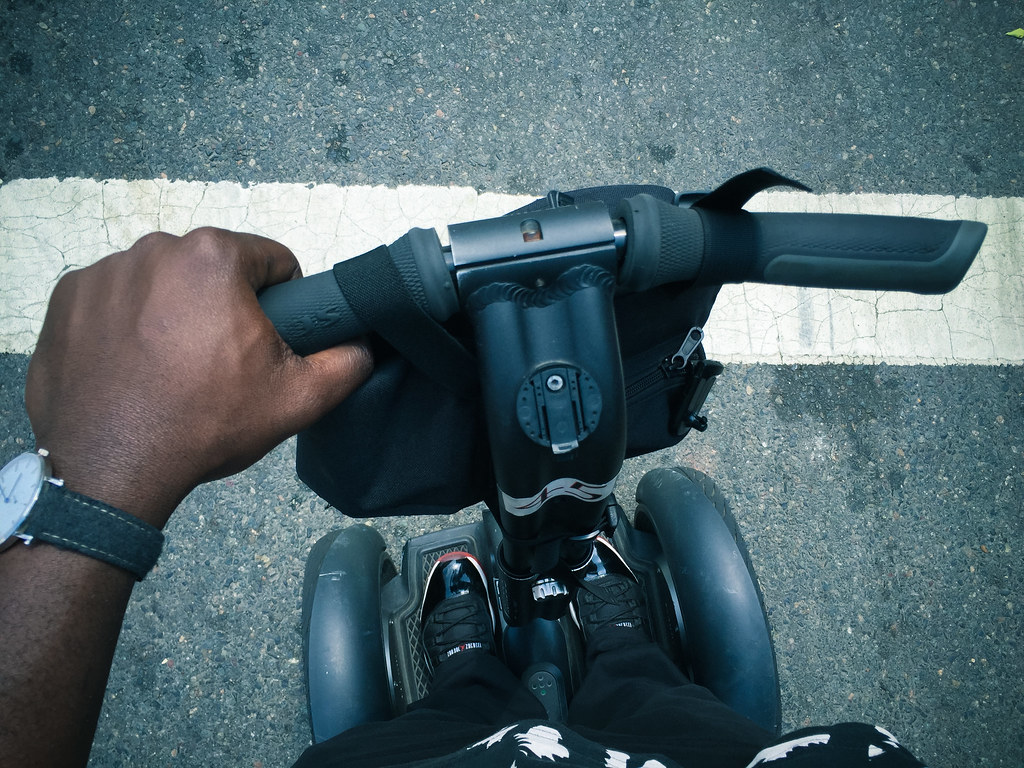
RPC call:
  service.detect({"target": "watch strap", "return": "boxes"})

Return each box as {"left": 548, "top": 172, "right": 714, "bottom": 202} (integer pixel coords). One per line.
{"left": 26, "top": 485, "right": 165, "bottom": 580}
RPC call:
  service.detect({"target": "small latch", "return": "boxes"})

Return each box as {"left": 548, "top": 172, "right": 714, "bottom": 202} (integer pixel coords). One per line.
{"left": 545, "top": 190, "right": 576, "bottom": 209}
{"left": 671, "top": 358, "right": 725, "bottom": 437}
{"left": 670, "top": 327, "right": 705, "bottom": 368}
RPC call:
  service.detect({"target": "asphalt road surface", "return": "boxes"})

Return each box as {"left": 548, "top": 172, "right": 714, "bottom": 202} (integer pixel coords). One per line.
{"left": 2, "top": 1, "right": 1022, "bottom": 766}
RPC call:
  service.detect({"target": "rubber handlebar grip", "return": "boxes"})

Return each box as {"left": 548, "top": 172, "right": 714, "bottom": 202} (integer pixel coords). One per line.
{"left": 618, "top": 194, "right": 986, "bottom": 294}
{"left": 616, "top": 195, "right": 704, "bottom": 291}
{"left": 740, "top": 211, "right": 987, "bottom": 293}
{"left": 258, "top": 267, "right": 368, "bottom": 356}
{"left": 258, "top": 229, "right": 454, "bottom": 356}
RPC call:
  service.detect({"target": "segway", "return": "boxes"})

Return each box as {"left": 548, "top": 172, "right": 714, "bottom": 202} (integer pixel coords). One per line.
{"left": 300, "top": 466, "right": 780, "bottom": 741}
{"left": 257, "top": 169, "right": 986, "bottom": 744}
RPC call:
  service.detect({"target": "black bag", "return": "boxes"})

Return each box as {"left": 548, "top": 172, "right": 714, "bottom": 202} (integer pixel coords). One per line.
{"left": 293, "top": 183, "right": 722, "bottom": 518}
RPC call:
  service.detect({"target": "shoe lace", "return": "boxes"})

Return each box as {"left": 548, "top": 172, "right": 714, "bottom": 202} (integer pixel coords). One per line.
{"left": 576, "top": 574, "right": 644, "bottom": 631}
{"left": 425, "top": 594, "right": 493, "bottom": 650}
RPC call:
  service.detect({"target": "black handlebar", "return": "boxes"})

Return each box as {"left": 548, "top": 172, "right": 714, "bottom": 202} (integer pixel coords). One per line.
{"left": 258, "top": 268, "right": 367, "bottom": 356}
{"left": 617, "top": 194, "right": 987, "bottom": 293}
{"left": 259, "top": 192, "right": 987, "bottom": 356}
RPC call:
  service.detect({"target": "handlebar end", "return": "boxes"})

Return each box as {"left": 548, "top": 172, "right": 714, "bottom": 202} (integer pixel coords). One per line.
{"left": 761, "top": 219, "right": 987, "bottom": 294}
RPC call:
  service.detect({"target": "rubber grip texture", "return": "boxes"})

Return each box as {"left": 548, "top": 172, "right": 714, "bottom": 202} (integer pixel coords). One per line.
{"left": 258, "top": 267, "right": 367, "bottom": 356}
{"left": 621, "top": 195, "right": 985, "bottom": 295}
{"left": 616, "top": 195, "right": 704, "bottom": 291}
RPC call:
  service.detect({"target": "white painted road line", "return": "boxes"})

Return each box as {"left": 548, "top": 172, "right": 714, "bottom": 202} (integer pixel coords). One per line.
{"left": 1, "top": 178, "right": 1021, "bottom": 364}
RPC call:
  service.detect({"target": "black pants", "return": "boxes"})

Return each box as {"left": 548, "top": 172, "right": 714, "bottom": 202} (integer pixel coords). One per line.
{"left": 293, "top": 628, "right": 774, "bottom": 767}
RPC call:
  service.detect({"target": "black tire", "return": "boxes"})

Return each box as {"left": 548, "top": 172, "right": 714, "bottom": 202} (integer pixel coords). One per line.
{"left": 634, "top": 466, "right": 781, "bottom": 734}
{"left": 301, "top": 525, "right": 398, "bottom": 743}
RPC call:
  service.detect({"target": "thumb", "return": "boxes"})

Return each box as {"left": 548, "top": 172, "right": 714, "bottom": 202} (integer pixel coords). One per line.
{"left": 283, "top": 340, "right": 374, "bottom": 431}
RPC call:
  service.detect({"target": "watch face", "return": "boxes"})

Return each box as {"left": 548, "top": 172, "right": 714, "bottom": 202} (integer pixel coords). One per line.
{"left": 0, "top": 452, "right": 46, "bottom": 540}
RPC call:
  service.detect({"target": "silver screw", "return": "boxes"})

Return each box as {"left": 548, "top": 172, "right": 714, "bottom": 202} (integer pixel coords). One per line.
{"left": 546, "top": 374, "right": 565, "bottom": 392}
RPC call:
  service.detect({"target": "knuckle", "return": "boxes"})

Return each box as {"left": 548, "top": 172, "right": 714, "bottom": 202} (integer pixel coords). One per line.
{"left": 183, "top": 226, "right": 229, "bottom": 257}
{"left": 134, "top": 231, "right": 176, "bottom": 252}
{"left": 52, "top": 266, "right": 80, "bottom": 293}
{"left": 180, "top": 227, "right": 238, "bottom": 274}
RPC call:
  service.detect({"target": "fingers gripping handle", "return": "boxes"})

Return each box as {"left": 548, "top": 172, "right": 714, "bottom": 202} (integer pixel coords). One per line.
{"left": 258, "top": 228, "right": 455, "bottom": 356}
{"left": 258, "top": 269, "right": 367, "bottom": 356}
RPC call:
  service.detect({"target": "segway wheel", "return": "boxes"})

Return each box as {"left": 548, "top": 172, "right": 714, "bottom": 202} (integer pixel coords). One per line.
{"left": 634, "top": 466, "right": 781, "bottom": 734}
{"left": 301, "top": 524, "right": 398, "bottom": 743}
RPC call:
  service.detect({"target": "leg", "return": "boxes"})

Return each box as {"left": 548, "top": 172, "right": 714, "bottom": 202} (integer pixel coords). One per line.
{"left": 568, "top": 539, "right": 773, "bottom": 767}
{"left": 294, "top": 552, "right": 545, "bottom": 767}
{"left": 406, "top": 644, "right": 547, "bottom": 726}
{"left": 568, "top": 627, "right": 774, "bottom": 767}
{"left": 746, "top": 724, "right": 926, "bottom": 767}
{"left": 294, "top": 651, "right": 545, "bottom": 768}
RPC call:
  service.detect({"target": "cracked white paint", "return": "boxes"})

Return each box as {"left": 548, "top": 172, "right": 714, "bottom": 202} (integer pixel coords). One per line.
{"left": 1, "top": 178, "right": 1021, "bottom": 363}
{"left": 708, "top": 190, "right": 1024, "bottom": 364}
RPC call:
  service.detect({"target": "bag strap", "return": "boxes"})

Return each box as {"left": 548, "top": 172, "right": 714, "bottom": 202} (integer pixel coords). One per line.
{"left": 692, "top": 167, "right": 810, "bottom": 210}
{"left": 508, "top": 184, "right": 677, "bottom": 215}
{"left": 333, "top": 246, "right": 479, "bottom": 399}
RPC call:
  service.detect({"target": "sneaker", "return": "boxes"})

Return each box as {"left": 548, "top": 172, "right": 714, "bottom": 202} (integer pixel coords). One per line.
{"left": 420, "top": 551, "right": 497, "bottom": 672}
{"left": 570, "top": 537, "right": 649, "bottom": 640}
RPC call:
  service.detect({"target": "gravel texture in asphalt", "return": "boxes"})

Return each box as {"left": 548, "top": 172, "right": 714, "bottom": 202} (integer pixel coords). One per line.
{"left": 2, "top": 0, "right": 1021, "bottom": 195}
{"left": 2, "top": 0, "right": 1021, "bottom": 765}
{"left": 2, "top": 354, "right": 1021, "bottom": 766}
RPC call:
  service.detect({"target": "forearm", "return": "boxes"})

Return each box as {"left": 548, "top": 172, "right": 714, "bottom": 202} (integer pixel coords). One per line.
{"left": 0, "top": 543, "right": 135, "bottom": 768}
{"left": 1, "top": 227, "right": 372, "bottom": 767}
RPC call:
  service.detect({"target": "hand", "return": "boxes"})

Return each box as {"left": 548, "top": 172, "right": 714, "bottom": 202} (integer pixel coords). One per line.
{"left": 24, "top": 228, "right": 372, "bottom": 529}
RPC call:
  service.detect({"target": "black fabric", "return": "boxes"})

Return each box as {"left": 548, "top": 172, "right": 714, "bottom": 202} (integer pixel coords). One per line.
{"left": 292, "top": 629, "right": 772, "bottom": 768}
{"left": 293, "top": 631, "right": 926, "bottom": 768}
{"left": 508, "top": 183, "right": 678, "bottom": 215}
{"left": 292, "top": 653, "right": 546, "bottom": 767}
{"left": 30, "top": 485, "right": 164, "bottom": 580}
{"left": 296, "top": 340, "right": 492, "bottom": 517}
{"left": 297, "top": 186, "right": 721, "bottom": 519}
{"left": 333, "top": 246, "right": 477, "bottom": 399}
{"left": 746, "top": 724, "right": 927, "bottom": 767}
{"left": 692, "top": 166, "right": 810, "bottom": 211}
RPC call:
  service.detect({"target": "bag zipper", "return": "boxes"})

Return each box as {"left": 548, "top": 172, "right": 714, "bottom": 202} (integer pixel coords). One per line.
{"left": 624, "top": 328, "right": 704, "bottom": 400}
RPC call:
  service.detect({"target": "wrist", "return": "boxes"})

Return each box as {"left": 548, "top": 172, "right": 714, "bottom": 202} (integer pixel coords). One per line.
{"left": 2, "top": 449, "right": 166, "bottom": 581}
{"left": 41, "top": 446, "right": 181, "bottom": 531}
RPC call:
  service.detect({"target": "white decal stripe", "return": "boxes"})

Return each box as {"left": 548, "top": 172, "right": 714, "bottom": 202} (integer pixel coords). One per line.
{"left": 501, "top": 477, "right": 617, "bottom": 516}
{"left": 2, "top": 179, "right": 1021, "bottom": 364}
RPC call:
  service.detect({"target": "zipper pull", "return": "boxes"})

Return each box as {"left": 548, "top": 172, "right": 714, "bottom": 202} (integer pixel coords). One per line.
{"left": 669, "top": 327, "right": 704, "bottom": 368}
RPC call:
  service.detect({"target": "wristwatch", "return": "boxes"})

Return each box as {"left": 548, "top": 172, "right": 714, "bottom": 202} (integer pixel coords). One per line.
{"left": 0, "top": 449, "right": 164, "bottom": 580}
